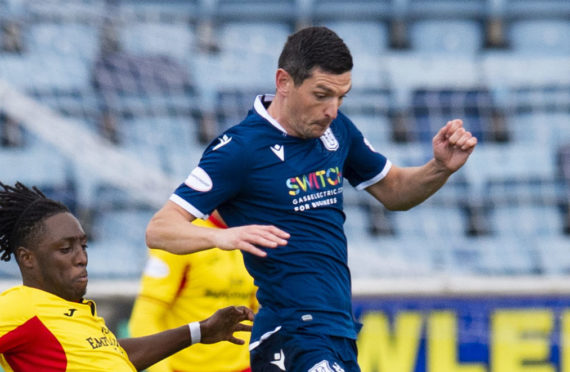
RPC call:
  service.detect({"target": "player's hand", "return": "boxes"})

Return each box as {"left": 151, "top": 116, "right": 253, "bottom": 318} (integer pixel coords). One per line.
{"left": 215, "top": 224, "right": 290, "bottom": 257}
{"left": 432, "top": 119, "right": 477, "bottom": 173}
{"left": 199, "top": 306, "right": 255, "bottom": 345}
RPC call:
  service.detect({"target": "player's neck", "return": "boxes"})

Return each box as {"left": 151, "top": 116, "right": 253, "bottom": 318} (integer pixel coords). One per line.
{"left": 266, "top": 96, "right": 293, "bottom": 135}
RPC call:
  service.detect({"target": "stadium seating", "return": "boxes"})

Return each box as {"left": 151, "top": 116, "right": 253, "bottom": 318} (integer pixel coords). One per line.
{"left": 321, "top": 21, "right": 389, "bottom": 89}
{"left": 508, "top": 19, "right": 570, "bottom": 54}
{"left": 310, "top": 0, "right": 393, "bottom": 22}
{"left": 119, "top": 22, "right": 197, "bottom": 63}
{"left": 88, "top": 207, "right": 156, "bottom": 277}
{"left": 409, "top": 20, "right": 483, "bottom": 54}
{"left": 0, "top": 0, "right": 568, "bottom": 280}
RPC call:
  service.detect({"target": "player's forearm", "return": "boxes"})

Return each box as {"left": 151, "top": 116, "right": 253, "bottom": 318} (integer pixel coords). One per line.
{"left": 145, "top": 207, "right": 217, "bottom": 254}
{"left": 370, "top": 159, "right": 452, "bottom": 211}
{"left": 120, "top": 325, "right": 192, "bottom": 371}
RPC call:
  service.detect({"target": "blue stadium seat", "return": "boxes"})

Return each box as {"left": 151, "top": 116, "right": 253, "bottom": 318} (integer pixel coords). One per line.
{"left": 88, "top": 208, "right": 156, "bottom": 278}
{"left": 385, "top": 54, "right": 481, "bottom": 106}
{"left": 410, "top": 89, "right": 496, "bottom": 143}
{"left": 119, "top": 22, "right": 196, "bottom": 62}
{"left": 24, "top": 0, "right": 107, "bottom": 21}
{"left": 508, "top": 19, "right": 570, "bottom": 54}
{"left": 505, "top": 0, "right": 570, "bottom": 18}
{"left": 409, "top": 20, "right": 483, "bottom": 54}
{"left": 118, "top": 0, "right": 202, "bottom": 20}
{"left": 26, "top": 23, "right": 99, "bottom": 63}
{"left": 323, "top": 21, "right": 389, "bottom": 55}
{"left": 0, "top": 53, "right": 91, "bottom": 91}
{"left": 456, "top": 237, "right": 540, "bottom": 275}
{"left": 482, "top": 53, "right": 570, "bottom": 89}
{"left": 488, "top": 205, "right": 564, "bottom": 237}
{"left": 349, "top": 113, "right": 392, "bottom": 148}
{"left": 322, "top": 21, "right": 389, "bottom": 89}
{"left": 215, "top": 22, "right": 291, "bottom": 89}
{"left": 0, "top": 258, "right": 20, "bottom": 278}
{"left": 344, "top": 204, "right": 371, "bottom": 240}
{"left": 311, "top": 0, "right": 392, "bottom": 22}
{"left": 509, "top": 111, "right": 570, "bottom": 147}
{"left": 461, "top": 144, "right": 557, "bottom": 194}
{"left": 0, "top": 145, "right": 71, "bottom": 186}
{"left": 348, "top": 236, "right": 439, "bottom": 278}
{"left": 392, "top": 205, "right": 467, "bottom": 237}
{"left": 120, "top": 116, "right": 198, "bottom": 174}
{"left": 214, "top": 0, "right": 298, "bottom": 22}
{"left": 535, "top": 236, "right": 570, "bottom": 275}
{"left": 407, "top": 0, "right": 486, "bottom": 18}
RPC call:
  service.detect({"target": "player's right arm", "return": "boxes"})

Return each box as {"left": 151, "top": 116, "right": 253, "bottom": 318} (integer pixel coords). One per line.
{"left": 146, "top": 201, "right": 289, "bottom": 257}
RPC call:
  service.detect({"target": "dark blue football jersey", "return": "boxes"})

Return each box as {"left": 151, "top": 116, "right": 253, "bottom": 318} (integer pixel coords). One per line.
{"left": 171, "top": 95, "right": 391, "bottom": 343}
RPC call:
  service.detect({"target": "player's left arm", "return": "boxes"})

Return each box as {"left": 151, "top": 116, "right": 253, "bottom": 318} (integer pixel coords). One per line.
{"left": 119, "top": 305, "right": 254, "bottom": 371}
{"left": 366, "top": 119, "right": 477, "bottom": 211}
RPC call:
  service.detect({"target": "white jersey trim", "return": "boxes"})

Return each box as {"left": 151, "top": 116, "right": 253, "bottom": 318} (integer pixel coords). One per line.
{"left": 355, "top": 160, "right": 393, "bottom": 191}
{"left": 254, "top": 95, "right": 289, "bottom": 134}
{"left": 249, "top": 325, "right": 282, "bottom": 351}
{"left": 169, "top": 194, "right": 208, "bottom": 219}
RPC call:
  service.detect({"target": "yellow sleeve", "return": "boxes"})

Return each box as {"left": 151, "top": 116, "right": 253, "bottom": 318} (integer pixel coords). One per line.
{"left": 128, "top": 249, "right": 189, "bottom": 372}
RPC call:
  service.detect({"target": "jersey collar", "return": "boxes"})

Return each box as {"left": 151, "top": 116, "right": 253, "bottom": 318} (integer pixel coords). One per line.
{"left": 254, "top": 94, "right": 288, "bottom": 135}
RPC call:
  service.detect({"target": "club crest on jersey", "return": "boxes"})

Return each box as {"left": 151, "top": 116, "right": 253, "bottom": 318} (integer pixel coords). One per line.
{"left": 270, "top": 144, "right": 285, "bottom": 161}
{"left": 212, "top": 134, "right": 232, "bottom": 151}
{"left": 320, "top": 128, "right": 339, "bottom": 151}
{"left": 185, "top": 166, "right": 213, "bottom": 192}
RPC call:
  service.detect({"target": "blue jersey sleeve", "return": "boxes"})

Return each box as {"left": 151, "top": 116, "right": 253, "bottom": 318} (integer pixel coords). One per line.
{"left": 170, "top": 132, "right": 247, "bottom": 218}
{"left": 342, "top": 118, "right": 392, "bottom": 190}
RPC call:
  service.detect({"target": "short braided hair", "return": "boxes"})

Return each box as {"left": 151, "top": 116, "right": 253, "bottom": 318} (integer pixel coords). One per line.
{"left": 0, "top": 181, "right": 69, "bottom": 262}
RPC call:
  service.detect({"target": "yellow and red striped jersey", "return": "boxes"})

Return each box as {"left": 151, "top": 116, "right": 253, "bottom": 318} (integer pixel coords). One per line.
{"left": 0, "top": 285, "right": 135, "bottom": 372}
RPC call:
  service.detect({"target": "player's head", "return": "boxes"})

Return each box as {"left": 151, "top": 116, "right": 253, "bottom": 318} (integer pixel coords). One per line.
{"left": 0, "top": 181, "right": 88, "bottom": 301}
{"left": 274, "top": 27, "right": 353, "bottom": 139}
{"left": 278, "top": 26, "right": 353, "bottom": 86}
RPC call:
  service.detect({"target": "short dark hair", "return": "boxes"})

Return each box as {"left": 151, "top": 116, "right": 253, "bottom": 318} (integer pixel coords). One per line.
{"left": 0, "top": 182, "right": 69, "bottom": 261}
{"left": 278, "top": 26, "right": 353, "bottom": 86}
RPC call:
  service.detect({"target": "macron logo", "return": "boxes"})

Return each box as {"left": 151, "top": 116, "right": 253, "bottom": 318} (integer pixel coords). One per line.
{"left": 270, "top": 144, "right": 285, "bottom": 161}
{"left": 213, "top": 134, "right": 232, "bottom": 151}
{"left": 270, "top": 349, "right": 286, "bottom": 371}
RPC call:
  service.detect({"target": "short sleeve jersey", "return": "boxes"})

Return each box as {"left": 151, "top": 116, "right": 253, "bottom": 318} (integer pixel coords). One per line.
{"left": 171, "top": 95, "right": 391, "bottom": 342}
{"left": 0, "top": 285, "right": 135, "bottom": 372}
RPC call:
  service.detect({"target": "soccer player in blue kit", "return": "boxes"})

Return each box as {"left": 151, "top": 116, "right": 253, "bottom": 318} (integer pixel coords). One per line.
{"left": 146, "top": 26, "right": 477, "bottom": 371}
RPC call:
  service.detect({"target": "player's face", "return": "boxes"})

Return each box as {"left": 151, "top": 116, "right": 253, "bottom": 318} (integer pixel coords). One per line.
{"left": 285, "top": 68, "right": 351, "bottom": 139}
{"left": 32, "top": 212, "right": 88, "bottom": 302}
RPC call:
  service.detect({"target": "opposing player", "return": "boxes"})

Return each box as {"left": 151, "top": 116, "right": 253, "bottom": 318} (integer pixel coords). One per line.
{"left": 0, "top": 181, "right": 255, "bottom": 372}
{"left": 146, "top": 26, "right": 477, "bottom": 371}
{"left": 129, "top": 213, "right": 257, "bottom": 372}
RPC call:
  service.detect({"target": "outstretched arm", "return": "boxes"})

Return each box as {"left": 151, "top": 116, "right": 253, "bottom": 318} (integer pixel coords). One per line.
{"left": 367, "top": 119, "right": 477, "bottom": 210}
{"left": 146, "top": 201, "right": 289, "bottom": 257}
{"left": 119, "top": 306, "right": 255, "bottom": 371}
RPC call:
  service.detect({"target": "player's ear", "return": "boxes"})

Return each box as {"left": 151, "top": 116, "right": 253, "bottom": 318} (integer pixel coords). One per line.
{"left": 15, "top": 246, "right": 35, "bottom": 269}
{"left": 275, "top": 68, "right": 293, "bottom": 96}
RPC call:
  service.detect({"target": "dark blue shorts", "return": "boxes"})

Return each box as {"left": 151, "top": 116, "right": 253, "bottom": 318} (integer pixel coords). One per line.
{"left": 250, "top": 328, "right": 360, "bottom": 372}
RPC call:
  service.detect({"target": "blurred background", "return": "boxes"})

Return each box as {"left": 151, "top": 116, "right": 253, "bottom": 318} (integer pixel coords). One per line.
{"left": 0, "top": 0, "right": 569, "bottom": 370}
